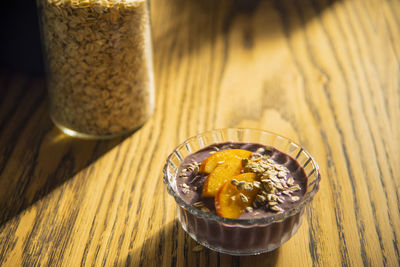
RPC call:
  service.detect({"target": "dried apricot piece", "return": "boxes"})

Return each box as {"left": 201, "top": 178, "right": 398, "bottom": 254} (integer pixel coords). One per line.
{"left": 215, "top": 173, "right": 259, "bottom": 219}
{"left": 199, "top": 149, "right": 252, "bottom": 174}
{"left": 202, "top": 158, "right": 243, "bottom": 197}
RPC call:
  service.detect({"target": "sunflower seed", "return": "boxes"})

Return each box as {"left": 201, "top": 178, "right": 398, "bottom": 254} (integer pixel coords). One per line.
{"left": 290, "top": 184, "right": 301, "bottom": 191}
{"left": 271, "top": 176, "right": 280, "bottom": 183}
{"left": 181, "top": 188, "right": 189, "bottom": 194}
{"left": 287, "top": 177, "right": 295, "bottom": 186}
{"left": 192, "top": 166, "right": 199, "bottom": 174}
{"left": 193, "top": 202, "right": 204, "bottom": 207}
{"left": 260, "top": 163, "right": 269, "bottom": 169}
{"left": 256, "top": 147, "right": 265, "bottom": 153}
{"left": 291, "top": 196, "right": 300, "bottom": 201}
{"left": 274, "top": 183, "right": 284, "bottom": 191}
{"left": 256, "top": 194, "right": 266, "bottom": 203}
{"left": 231, "top": 179, "right": 239, "bottom": 186}
{"left": 244, "top": 183, "right": 254, "bottom": 191}
{"left": 270, "top": 205, "right": 283, "bottom": 212}
{"left": 253, "top": 181, "right": 261, "bottom": 189}
{"left": 275, "top": 165, "right": 286, "bottom": 171}
{"left": 250, "top": 153, "right": 262, "bottom": 160}
{"left": 187, "top": 165, "right": 194, "bottom": 172}
{"left": 245, "top": 206, "right": 254, "bottom": 213}
{"left": 278, "top": 171, "right": 287, "bottom": 178}
{"left": 239, "top": 193, "right": 249, "bottom": 203}
{"left": 261, "top": 178, "right": 269, "bottom": 184}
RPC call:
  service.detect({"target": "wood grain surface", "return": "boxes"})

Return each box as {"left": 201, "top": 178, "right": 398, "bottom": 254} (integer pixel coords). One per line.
{"left": 1, "top": 0, "right": 399, "bottom": 266}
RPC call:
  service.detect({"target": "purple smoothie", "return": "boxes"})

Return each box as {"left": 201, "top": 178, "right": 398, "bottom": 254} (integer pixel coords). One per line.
{"left": 176, "top": 142, "right": 307, "bottom": 219}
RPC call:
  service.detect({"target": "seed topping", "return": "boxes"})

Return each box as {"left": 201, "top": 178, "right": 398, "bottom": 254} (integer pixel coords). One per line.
{"left": 291, "top": 196, "right": 300, "bottom": 202}
{"left": 193, "top": 201, "right": 204, "bottom": 208}
{"left": 240, "top": 153, "right": 303, "bottom": 212}
{"left": 239, "top": 193, "right": 249, "bottom": 203}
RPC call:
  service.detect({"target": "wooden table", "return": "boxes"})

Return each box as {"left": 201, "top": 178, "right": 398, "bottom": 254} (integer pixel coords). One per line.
{"left": 1, "top": 0, "right": 399, "bottom": 266}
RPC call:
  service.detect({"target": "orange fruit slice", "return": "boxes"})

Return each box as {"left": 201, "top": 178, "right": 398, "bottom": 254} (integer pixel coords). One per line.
{"left": 199, "top": 149, "right": 252, "bottom": 174}
{"left": 201, "top": 158, "right": 243, "bottom": 197}
{"left": 215, "top": 173, "right": 259, "bottom": 219}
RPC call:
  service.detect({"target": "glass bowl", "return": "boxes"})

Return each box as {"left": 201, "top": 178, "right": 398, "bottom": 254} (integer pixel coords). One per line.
{"left": 163, "top": 128, "right": 321, "bottom": 255}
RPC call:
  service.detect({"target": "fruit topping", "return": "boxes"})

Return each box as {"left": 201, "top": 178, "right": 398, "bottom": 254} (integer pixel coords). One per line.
{"left": 201, "top": 149, "right": 252, "bottom": 197}
{"left": 199, "top": 149, "right": 252, "bottom": 174}
{"left": 183, "top": 145, "right": 305, "bottom": 219}
{"left": 215, "top": 173, "right": 259, "bottom": 219}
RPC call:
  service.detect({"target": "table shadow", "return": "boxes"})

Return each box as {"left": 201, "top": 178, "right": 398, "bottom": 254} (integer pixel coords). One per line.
{"left": 152, "top": 0, "right": 342, "bottom": 54}
{"left": 119, "top": 219, "right": 281, "bottom": 267}
{"left": 0, "top": 0, "right": 340, "bottom": 75}
{"left": 0, "top": 73, "right": 130, "bottom": 226}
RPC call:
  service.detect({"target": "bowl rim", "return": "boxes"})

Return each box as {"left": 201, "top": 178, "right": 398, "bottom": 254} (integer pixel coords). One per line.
{"left": 163, "top": 128, "right": 321, "bottom": 226}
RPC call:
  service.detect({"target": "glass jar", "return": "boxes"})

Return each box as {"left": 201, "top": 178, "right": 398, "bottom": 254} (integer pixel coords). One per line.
{"left": 36, "top": 0, "right": 155, "bottom": 139}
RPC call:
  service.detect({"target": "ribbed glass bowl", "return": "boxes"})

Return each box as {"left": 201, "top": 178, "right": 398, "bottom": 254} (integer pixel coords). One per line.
{"left": 163, "top": 128, "right": 321, "bottom": 255}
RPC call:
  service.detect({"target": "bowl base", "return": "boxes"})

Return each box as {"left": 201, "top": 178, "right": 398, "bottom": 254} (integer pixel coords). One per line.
{"left": 178, "top": 209, "right": 303, "bottom": 256}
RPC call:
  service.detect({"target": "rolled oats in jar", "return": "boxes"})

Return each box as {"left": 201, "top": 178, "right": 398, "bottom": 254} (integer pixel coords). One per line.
{"left": 36, "top": 0, "right": 155, "bottom": 138}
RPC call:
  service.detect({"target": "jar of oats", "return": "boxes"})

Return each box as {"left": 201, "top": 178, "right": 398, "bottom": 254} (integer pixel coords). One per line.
{"left": 36, "top": 0, "right": 155, "bottom": 139}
